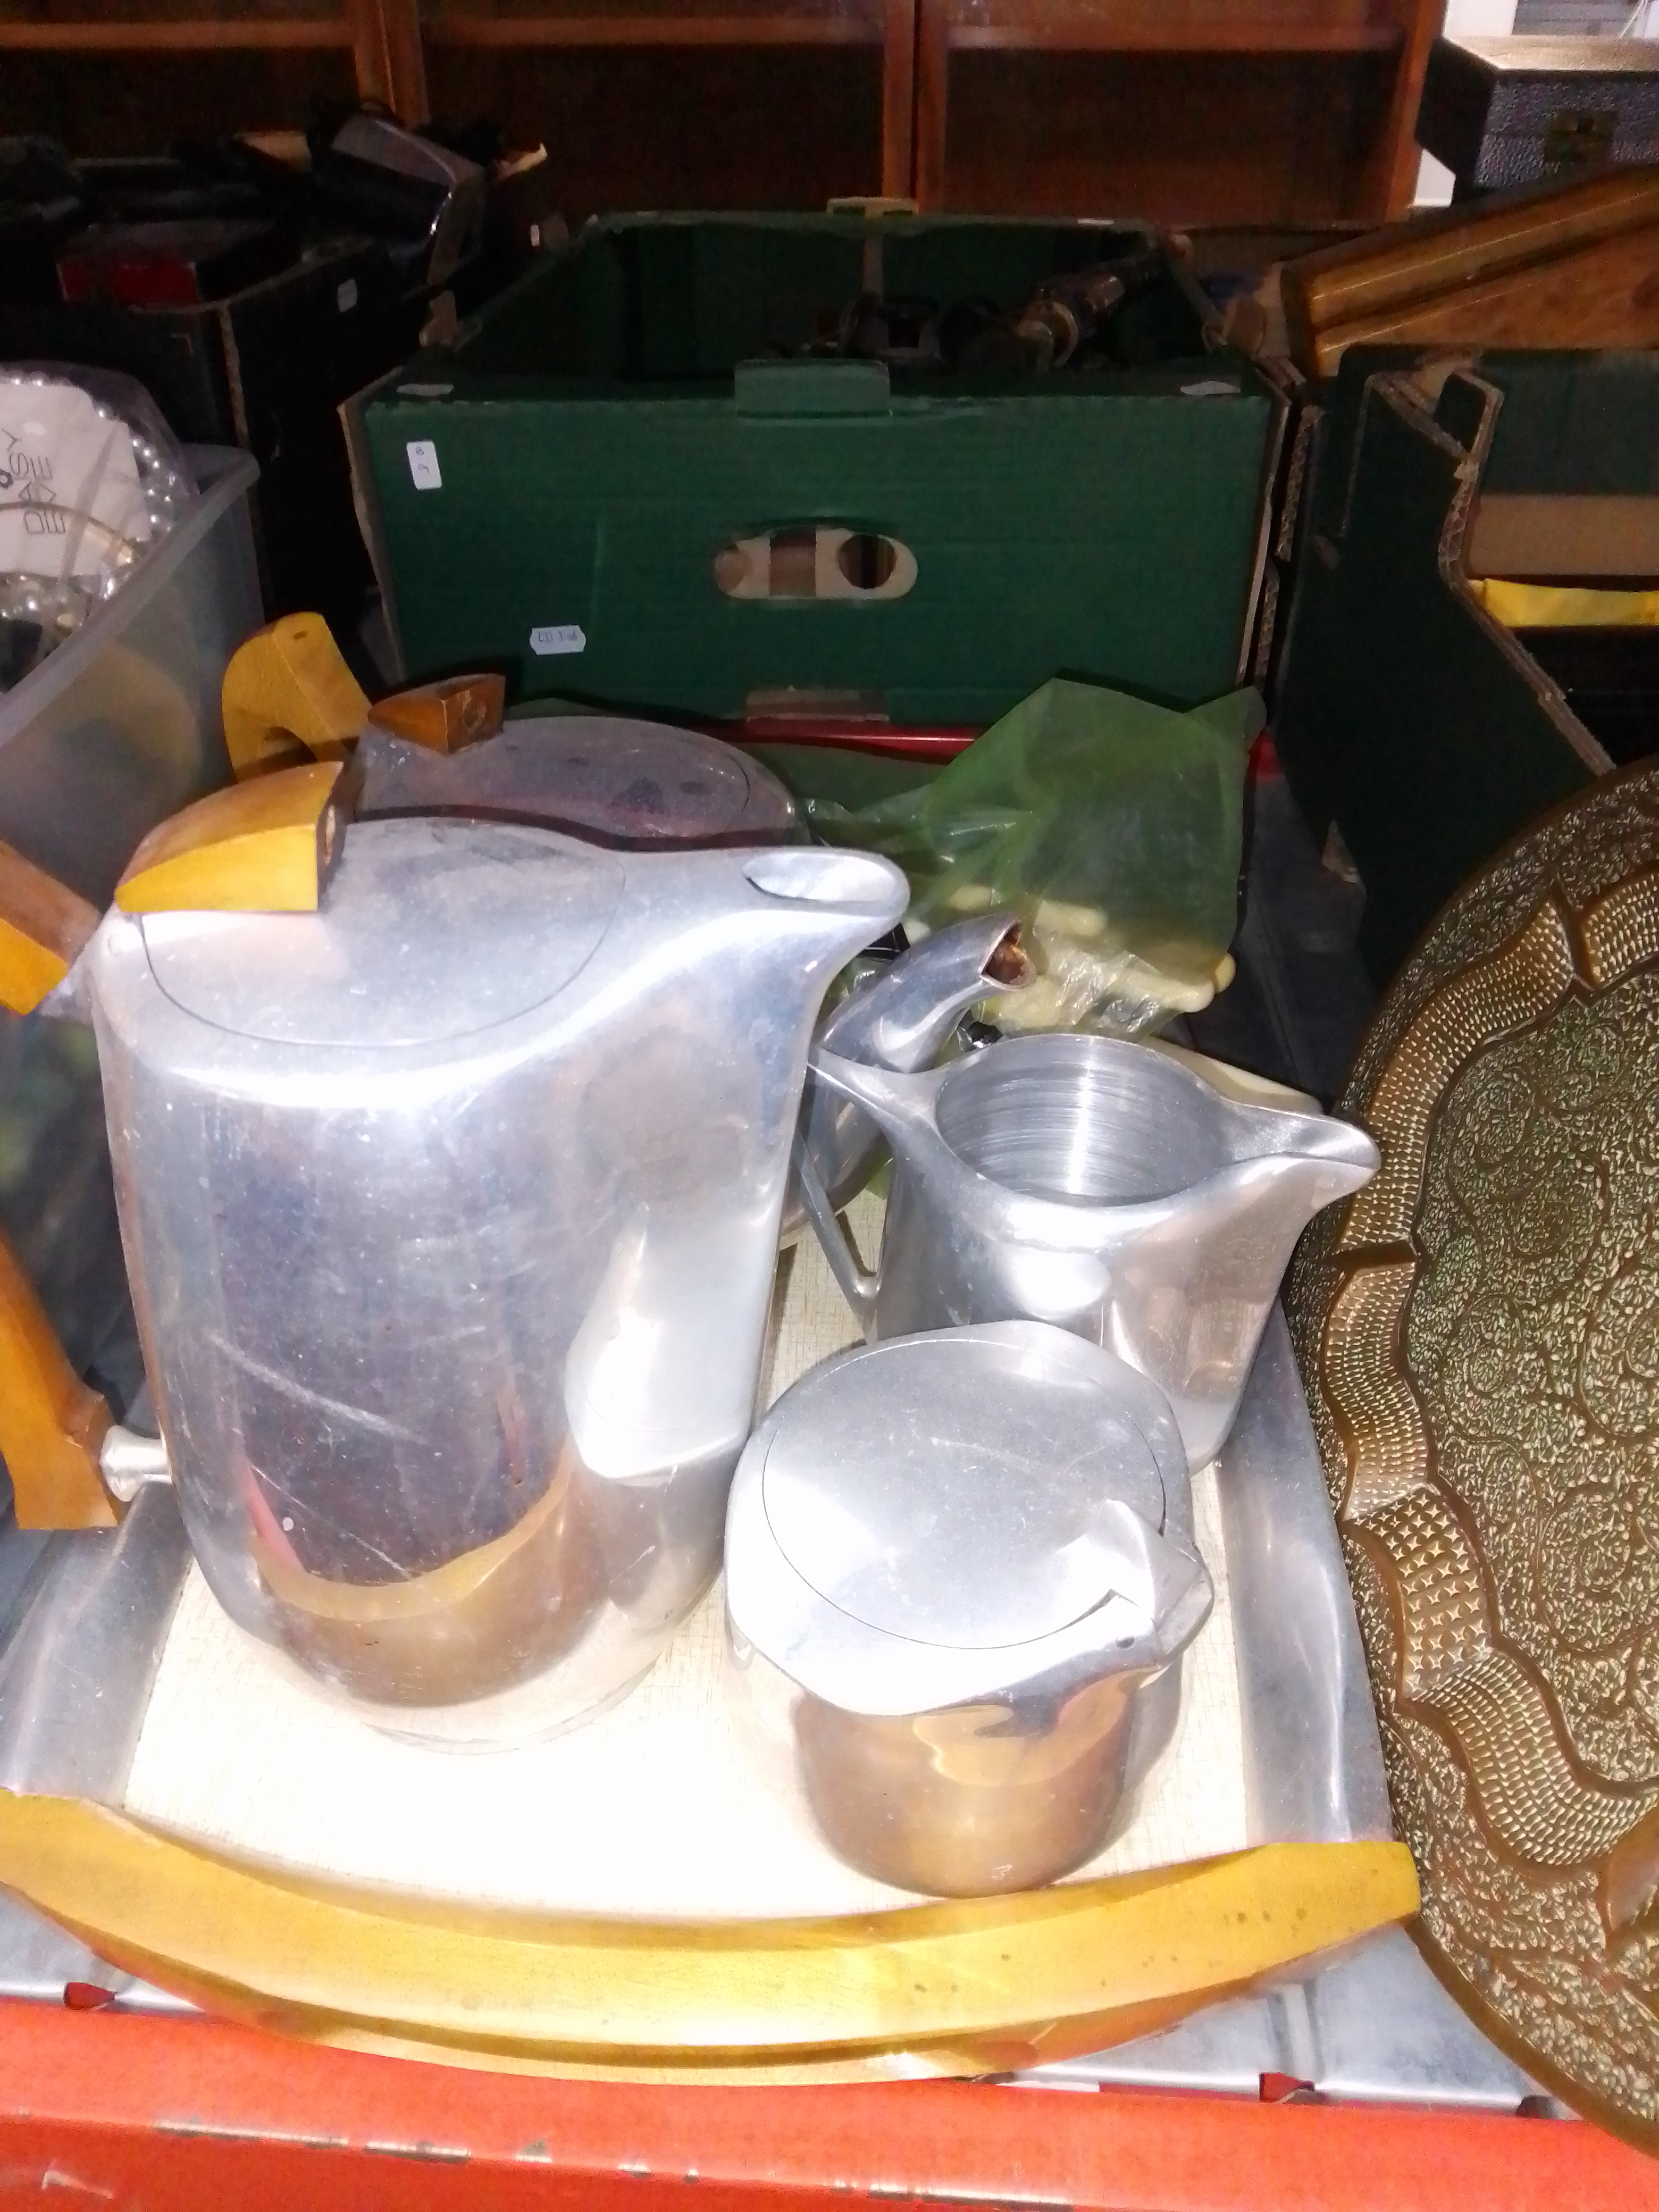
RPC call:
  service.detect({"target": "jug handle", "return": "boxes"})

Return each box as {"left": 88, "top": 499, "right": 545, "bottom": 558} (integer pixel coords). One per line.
{"left": 792, "top": 1134, "right": 880, "bottom": 1337}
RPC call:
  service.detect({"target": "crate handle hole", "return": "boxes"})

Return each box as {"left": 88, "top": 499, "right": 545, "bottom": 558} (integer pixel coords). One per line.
{"left": 714, "top": 527, "right": 916, "bottom": 603}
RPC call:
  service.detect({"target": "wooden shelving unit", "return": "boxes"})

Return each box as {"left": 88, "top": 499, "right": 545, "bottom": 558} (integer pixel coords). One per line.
{"left": 417, "top": 0, "right": 914, "bottom": 192}
{"left": 0, "top": 0, "right": 1438, "bottom": 246}
{"left": 0, "top": 2, "right": 422, "bottom": 113}
{"left": 912, "top": 0, "right": 1443, "bottom": 222}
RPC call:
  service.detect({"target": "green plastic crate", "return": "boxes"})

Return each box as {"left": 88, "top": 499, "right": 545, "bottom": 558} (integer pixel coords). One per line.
{"left": 358, "top": 213, "right": 1283, "bottom": 727}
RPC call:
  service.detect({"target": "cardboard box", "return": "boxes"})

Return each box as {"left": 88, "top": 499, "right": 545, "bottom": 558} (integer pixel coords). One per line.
{"left": 1273, "top": 347, "right": 1659, "bottom": 984}
{"left": 353, "top": 213, "right": 1283, "bottom": 728}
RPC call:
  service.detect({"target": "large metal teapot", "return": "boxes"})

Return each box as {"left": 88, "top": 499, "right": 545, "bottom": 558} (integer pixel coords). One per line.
{"left": 66, "top": 781, "right": 904, "bottom": 1740}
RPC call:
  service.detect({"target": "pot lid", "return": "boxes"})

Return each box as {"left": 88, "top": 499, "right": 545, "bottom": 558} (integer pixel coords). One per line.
{"left": 142, "top": 817, "right": 623, "bottom": 1048}
{"left": 355, "top": 715, "right": 796, "bottom": 846}
{"left": 761, "top": 1330, "right": 1168, "bottom": 1650}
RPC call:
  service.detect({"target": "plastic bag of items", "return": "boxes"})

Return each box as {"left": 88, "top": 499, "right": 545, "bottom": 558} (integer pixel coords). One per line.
{"left": 0, "top": 365, "right": 196, "bottom": 691}
{"left": 808, "top": 677, "right": 1262, "bottom": 1035}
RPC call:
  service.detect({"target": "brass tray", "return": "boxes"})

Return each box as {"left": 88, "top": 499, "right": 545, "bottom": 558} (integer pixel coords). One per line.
{"left": 1287, "top": 757, "right": 1659, "bottom": 2151}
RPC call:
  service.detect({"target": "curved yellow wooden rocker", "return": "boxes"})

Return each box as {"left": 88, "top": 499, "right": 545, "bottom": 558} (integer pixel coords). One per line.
{"left": 0, "top": 1789, "right": 1418, "bottom": 2081}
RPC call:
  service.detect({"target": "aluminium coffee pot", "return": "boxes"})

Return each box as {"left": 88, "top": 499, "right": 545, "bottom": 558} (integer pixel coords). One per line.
{"left": 4, "top": 765, "right": 907, "bottom": 1742}
{"left": 799, "top": 1029, "right": 1378, "bottom": 1468}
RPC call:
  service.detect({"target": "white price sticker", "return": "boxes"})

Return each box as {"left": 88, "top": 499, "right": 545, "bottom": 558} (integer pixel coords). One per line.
{"left": 529, "top": 624, "right": 586, "bottom": 657}
{"left": 406, "top": 440, "right": 442, "bottom": 491}
{"left": 337, "top": 278, "right": 358, "bottom": 313}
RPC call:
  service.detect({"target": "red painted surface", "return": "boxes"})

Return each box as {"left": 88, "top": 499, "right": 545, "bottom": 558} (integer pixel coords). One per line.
{"left": 736, "top": 722, "right": 979, "bottom": 758}
{"left": 732, "top": 723, "right": 1284, "bottom": 777}
{"left": 0, "top": 2000, "right": 1655, "bottom": 2212}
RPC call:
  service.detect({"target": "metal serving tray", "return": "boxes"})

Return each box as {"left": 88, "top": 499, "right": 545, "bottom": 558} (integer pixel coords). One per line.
{"left": 0, "top": 764, "right": 1554, "bottom": 2111}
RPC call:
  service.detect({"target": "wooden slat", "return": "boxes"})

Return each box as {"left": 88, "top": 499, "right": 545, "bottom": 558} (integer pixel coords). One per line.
{"left": 1296, "top": 222, "right": 1659, "bottom": 371}
{"left": 882, "top": 0, "right": 916, "bottom": 197}
{"left": 935, "top": 0, "right": 1400, "bottom": 39}
{"left": 422, "top": 12, "right": 880, "bottom": 43}
{"left": 914, "top": 0, "right": 949, "bottom": 206}
{"left": 347, "top": 0, "right": 430, "bottom": 114}
{"left": 0, "top": 18, "right": 350, "bottom": 48}
{"left": 945, "top": 19, "right": 1399, "bottom": 49}
{"left": 1378, "top": 0, "right": 1445, "bottom": 215}
{"left": 1283, "top": 164, "right": 1659, "bottom": 370}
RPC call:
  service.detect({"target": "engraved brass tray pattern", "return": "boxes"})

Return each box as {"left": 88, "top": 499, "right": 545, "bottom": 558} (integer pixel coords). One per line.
{"left": 1286, "top": 760, "right": 1659, "bottom": 2149}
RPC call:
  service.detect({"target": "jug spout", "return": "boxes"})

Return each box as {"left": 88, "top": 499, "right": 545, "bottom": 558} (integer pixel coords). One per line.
{"left": 1210, "top": 1107, "right": 1379, "bottom": 1294}
{"left": 819, "top": 911, "right": 1030, "bottom": 1073}
{"left": 1272, "top": 1112, "right": 1381, "bottom": 1216}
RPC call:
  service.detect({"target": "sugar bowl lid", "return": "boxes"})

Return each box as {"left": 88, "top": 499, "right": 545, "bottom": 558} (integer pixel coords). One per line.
{"left": 725, "top": 1321, "right": 1211, "bottom": 1717}
{"left": 138, "top": 817, "right": 625, "bottom": 1049}
{"left": 355, "top": 714, "right": 797, "bottom": 847}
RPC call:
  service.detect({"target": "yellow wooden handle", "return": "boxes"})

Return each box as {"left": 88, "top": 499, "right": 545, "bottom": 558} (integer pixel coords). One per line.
{"left": 368, "top": 672, "right": 506, "bottom": 755}
{"left": 0, "top": 1787, "right": 1419, "bottom": 2077}
{"left": 0, "top": 841, "right": 99, "bottom": 1017}
{"left": 116, "top": 761, "right": 353, "bottom": 916}
{"left": 0, "top": 1236, "right": 116, "bottom": 1530}
{"left": 221, "top": 614, "right": 371, "bottom": 781}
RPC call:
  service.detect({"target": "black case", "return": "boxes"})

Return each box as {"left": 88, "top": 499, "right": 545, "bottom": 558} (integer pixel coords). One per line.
{"left": 0, "top": 238, "right": 428, "bottom": 638}
{"left": 1418, "top": 35, "right": 1659, "bottom": 197}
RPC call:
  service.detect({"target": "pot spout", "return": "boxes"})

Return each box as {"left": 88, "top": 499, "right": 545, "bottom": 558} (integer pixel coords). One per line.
{"left": 792, "top": 912, "right": 1030, "bottom": 1231}
{"left": 819, "top": 911, "right": 1030, "bottom": 1071}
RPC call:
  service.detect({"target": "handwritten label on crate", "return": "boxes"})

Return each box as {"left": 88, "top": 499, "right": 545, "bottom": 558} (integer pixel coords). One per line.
{"left": 529, "top": 624, "right": 586, "bottom": 657}
{"left": 406, "top": 440, "right": 442, "bottom": 491}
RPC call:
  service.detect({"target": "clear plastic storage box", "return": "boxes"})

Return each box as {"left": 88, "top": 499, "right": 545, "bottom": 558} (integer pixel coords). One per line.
{"left": 0, "top": 444, "right": 261, "bottom": 1390}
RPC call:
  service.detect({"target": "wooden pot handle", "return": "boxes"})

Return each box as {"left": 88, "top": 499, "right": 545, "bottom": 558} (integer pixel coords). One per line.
{"left": 223, "top": 613, "right": 504, "bottom": 781}
{"left": 0, "top": 842, "right": 98, "bottom": 1018}
{"left": 0, "top": 1233, "right": 116, "bottom": 1530}
{"left": 116, "top": 759, "right": 355, "bottom": 917}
